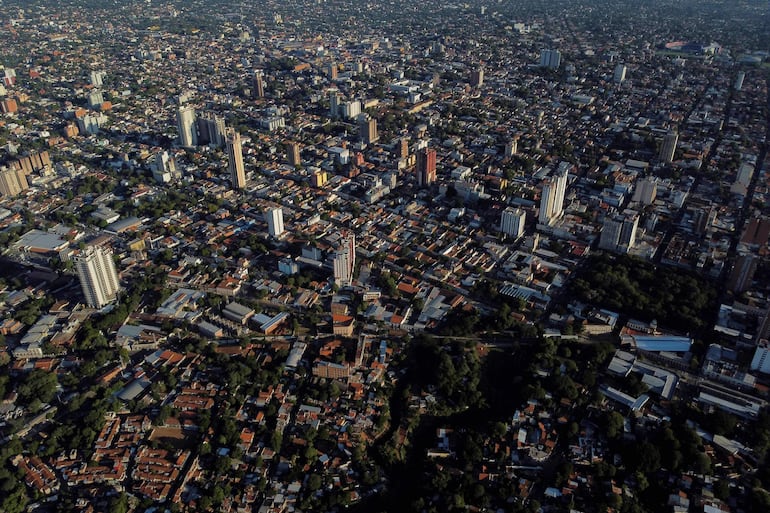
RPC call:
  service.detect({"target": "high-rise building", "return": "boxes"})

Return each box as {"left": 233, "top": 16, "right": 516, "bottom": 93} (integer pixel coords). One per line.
{"left": 328, "top": 62, "right": 338, "bottom": 81}
{"left": 504, "top": 137, "right": 518, "bottom": 157}
{"left": 735, "top": 71, "right": 745, "bottom": 91}
{"left": 751, "top": 342, "right": 770, "bottom": 374}
{"left": 226, "top": 128, "right": 246, "bottom": 190}
{"left": 88, "top": 90, "right": 104, "bottom": 109}
{"left": 89, "top": 70, "right": 105, "bottom": 87}
{"left": 311, "top": 169, "right": 328, "bottom": 187}
{"left": 287, "top": 141, "right": 301, "bottom": 166}
{"left": 470, "top": 66, "right": 484, "bottom": 87}
{"left": 659, "top": 131, "right": 678, "bottom": 163}
{"left": 265, "top": 207, "right": 285, "bottom": 238}
{"left": 2, "top": 68, "right": 16, "bottom": 86}
{"left": 728, "top": 253, "right": 757, "bottom": 293}
{"left": 333, "top": 233, "right": 356, "bottom": 287}
{"left": 599, "top": 212, "right": 638, "bottom": 254}
{"left": 632, "top": 176, "right": 658, "bottom": 205}
{"left": 74, "top": 245, "right": 120, "bottom": 309}
{"left": 357, "top": 114, "right": 378, "bottom": 144}
{"left": 613, "top": 64, "right": 627, "bottom": 84}
{"left": 177, "top": 105, "right": 197, "bottom": 148}
{"left": 153, "top": 151, "right": 178, "bottom": 183}
{"left": 254, "top": 70, "right": 265, "bottom": 98}
{"left": 539, "top": 49, "right": 562, "bottom": 69}
{"left": 1, "top": 98, "right": 18, "bottom": 114}
{"left": 197, "top": 113, "right": 226, "bottom": 147}
{"left": 0, "top": 166, "right": 29, "bottom": 197}
{"left": 329, "top": 90, "right": 340, "bottom": 118}
{"left": 416, "top": 147, "right": 437, "bottom": 186}
{"left": 538, "top": 165, "right": 569, "bottom": 226}
{"left": 501, "top": 207, "right": 526, "bottom": 239}
{"left": 341, "top": 100, "right": 361, "bottom": 119}
{"left": 399, "top": 138, "right": 410, "bottom": 159}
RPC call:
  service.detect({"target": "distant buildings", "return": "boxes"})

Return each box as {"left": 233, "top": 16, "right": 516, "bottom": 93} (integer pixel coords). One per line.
{"left": 501, "top": 207, "right": 526, "bottom": 239}
{"left": 226, "top": 128, "right": 245, "bottom": 190}
{"left": 74, "top": 245, "right": 120, "bottom": 309}
{"left": 539, "top": 49, "right": 562, "bottom": 69}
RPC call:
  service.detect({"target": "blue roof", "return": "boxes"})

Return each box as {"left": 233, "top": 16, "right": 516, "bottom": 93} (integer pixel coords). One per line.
{"left": 633, "top": 335, "right": 692, "bottom": 352}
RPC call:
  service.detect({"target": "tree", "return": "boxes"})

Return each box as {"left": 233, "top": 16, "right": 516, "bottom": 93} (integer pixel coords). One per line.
{"left": 307, "top": 473, "right": 322, "bottom": 491}
{"left": 606, "top": 411, "right": 625, "bottom": 439}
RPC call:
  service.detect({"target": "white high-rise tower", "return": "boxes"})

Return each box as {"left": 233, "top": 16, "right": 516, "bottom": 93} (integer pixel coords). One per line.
{"left": 539, "top": 165, "right": 569, "bottom": 226}
{"left": 74, "top": 246, "right": 120, "bottom": 308}
{"left": 177, "top": 105, "right": 197, "bottom": 148}
{"left": 265, "top": 207, "right": 285, "bottom": 238}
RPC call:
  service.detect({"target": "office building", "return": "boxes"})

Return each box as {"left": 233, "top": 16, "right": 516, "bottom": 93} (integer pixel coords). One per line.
{"left": 500, "top": 207, "right": 526, "bottom": 239}
{"left": 176, "top": 105, "right": 197, "bottom": 148}
{"left": 0, "top": 166, "right": 29, "bottom": 197}
{"left": 357, "top": 113, "right": 378, "bottom": 144}
{"left": 539, "top": 49, "right": 562, "bottom": 69}
{"left": 226, "top": 128, "right": 246, "bottom": 190}
{"left": 538, "top": 165, "right": 569, "bottom": 226}
{"left": 265, "top": 207, "right": 285, "bottom": 238}
{"left": 333, "top": 233, "right": 356, "bottom": 287}
{"left": 470, "top": 66, "right": 484, "bottom": 87}
{"left": 659, "top": 131, "right": 678, "bottom": 163}
{"left": 416, "top": 147, "right": 437, "bottom": 186}
{"left": 613, "top": 64, "right": 627, "bottom": 84}
{"left": 287, "top": 141, "right": 301, "bottom": 166}
{"left": 599, "top": 213, "right": 638, "bottom": 254}
{"left": 74, "top": 246, "right": 120, "bottom": 309}
{"left": 254, "top": 70, "right": 265, "bottom": 98}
